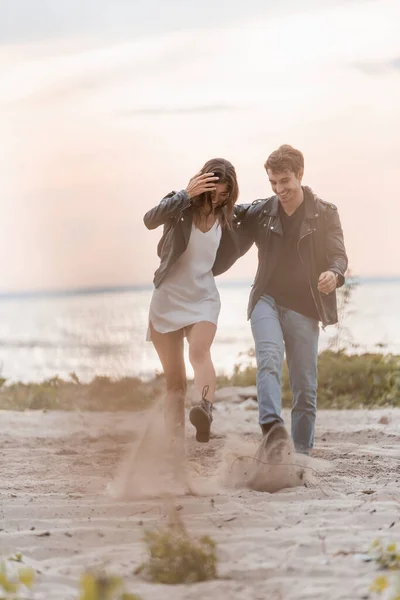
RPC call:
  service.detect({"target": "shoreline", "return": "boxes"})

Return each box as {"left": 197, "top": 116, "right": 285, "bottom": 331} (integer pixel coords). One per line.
{"left": 1, "top": 275, "right": 399, "bottom": 300}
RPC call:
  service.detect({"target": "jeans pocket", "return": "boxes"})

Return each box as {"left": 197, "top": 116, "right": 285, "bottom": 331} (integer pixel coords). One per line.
{"left": 251, "top": 296, "right": 276, "bottom": 326}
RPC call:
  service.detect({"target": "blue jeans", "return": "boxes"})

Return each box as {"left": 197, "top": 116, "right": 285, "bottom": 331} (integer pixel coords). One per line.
{"left": 250, "top": 295, "right": 319, "bottom": 453}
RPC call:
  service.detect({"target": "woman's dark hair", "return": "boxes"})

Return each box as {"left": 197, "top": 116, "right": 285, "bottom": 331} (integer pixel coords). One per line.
{"left": 191, "top": 158, "right": 239, "bottom": 229}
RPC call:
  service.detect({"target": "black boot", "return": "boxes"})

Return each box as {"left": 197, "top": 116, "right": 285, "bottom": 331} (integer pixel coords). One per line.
{"left": 189, "top": 385, "right": 213, "bottom": 443}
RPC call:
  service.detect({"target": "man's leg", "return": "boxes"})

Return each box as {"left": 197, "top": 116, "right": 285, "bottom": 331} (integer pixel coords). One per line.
{"left": 281, "top": 309, "right": 319, "bottom": 454}
{"left": 250, "top": 295, "right": 285, "bottom": 430}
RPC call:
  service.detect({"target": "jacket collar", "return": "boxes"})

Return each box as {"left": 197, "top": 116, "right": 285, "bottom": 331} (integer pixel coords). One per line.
{"left": 303, "top": 186, "right": 321, "bottom": 221}
{"left": 265, "top": 186, "right": 320, "bottom": 221}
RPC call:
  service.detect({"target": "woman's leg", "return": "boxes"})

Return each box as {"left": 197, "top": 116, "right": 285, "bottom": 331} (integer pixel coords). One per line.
{"left": 186, "top": 321, "right": 217, "bottom": 442}
{"left": 150, "top": 323, "right": 187, "bottom": 439}
{"left": 187, "top": 321, "right": 217, "bottom": 403}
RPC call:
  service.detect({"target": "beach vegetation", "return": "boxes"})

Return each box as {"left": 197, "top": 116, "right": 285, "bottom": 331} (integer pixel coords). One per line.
{"left": 216, "top": 349, "right": 400, "bottom": 408}
{"left": 136, "top": 508, "right": 218, "bottom": 584}
{"left": 369, "top": 539, "right": 400, "bottom": 599}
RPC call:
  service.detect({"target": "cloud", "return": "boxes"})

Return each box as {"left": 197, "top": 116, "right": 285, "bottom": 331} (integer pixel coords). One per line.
{"left": 0, "top": 32, "right": 203, "bottom": 106}
{"left": 3, "top": 0, "right": 399, "bottom": 111}
{"left": 389, "top": 56, "right": 400, "bottom": 70}
{"left": 353, "top": 56, "right": 400, "bottom": 75}
{"left": 0, "top": 0, "right": 363, "bottom": 44}
{"left": 119, "top": 105, "right": 240, "bottom": 117}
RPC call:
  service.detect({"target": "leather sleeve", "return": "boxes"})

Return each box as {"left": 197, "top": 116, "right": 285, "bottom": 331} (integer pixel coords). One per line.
{"left": 325, "top": 208, "right": 348, "bottom": 288}
{"left": 232, "top": 202, "right": 259, "bottom": 257}
{"left": 143, "top": 190, "right": 191, "bottom": 230}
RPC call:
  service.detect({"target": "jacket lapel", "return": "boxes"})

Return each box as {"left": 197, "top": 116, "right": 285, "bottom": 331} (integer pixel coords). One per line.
{"left": 299, "top": 187, "right": 320, "bottom": 239}
{"left": 264, "top": 196, "right": 283, "bottom": 235}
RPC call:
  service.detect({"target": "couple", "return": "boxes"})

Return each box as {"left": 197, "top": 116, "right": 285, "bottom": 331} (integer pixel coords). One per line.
{"left": 144, "top": 144, "right": 348, "bottom": 458}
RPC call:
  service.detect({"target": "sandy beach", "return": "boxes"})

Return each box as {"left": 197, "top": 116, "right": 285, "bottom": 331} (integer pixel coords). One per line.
{"left": 1, "top": 403, "right": 399, "bottom": 599}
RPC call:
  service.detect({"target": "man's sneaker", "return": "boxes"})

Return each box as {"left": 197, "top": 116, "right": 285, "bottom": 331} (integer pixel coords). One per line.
{"left": 189, "top": 385, "right": 213, "bottom": 443}
{"left": 250, "top": 422, "right": 297, "bottom": 492}
{"left": 256, "top": 422, "right": 290, "bottom": 464}
{"left": 261, "top": 421, "right": 280, "bottom": 436}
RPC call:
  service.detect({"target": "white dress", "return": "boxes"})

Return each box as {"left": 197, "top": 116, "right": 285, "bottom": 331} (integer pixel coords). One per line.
{"left": 147, "top": 221, "right": 222, "bottom": 339}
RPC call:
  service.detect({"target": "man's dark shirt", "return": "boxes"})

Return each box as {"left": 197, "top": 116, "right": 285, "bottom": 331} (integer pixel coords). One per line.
{"left": 264, "top": 201, "right": 319, "bottom": 320}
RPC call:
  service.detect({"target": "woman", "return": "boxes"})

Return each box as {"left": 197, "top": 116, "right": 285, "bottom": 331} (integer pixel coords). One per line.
{"left": 144, "top": 158, "right": 240, "bottom": 447}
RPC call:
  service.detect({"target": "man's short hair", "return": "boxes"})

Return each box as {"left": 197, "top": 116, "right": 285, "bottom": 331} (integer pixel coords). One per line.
{"left": 265, "top": 145, "right": 304, "bottom": 175}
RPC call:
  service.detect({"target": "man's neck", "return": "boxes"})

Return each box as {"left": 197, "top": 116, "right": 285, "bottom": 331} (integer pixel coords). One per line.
{"left": 280, "top": 188, "right": 304, "bottom": 216}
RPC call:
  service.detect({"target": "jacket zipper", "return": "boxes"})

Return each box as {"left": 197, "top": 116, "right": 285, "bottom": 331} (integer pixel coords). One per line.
{"left": 297, "top": 229, "right": 326, "bottom": 330}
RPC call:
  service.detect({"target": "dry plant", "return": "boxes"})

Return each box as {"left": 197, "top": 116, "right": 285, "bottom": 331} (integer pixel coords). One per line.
{"left": 369, "top": 539, "right": 400, "bottom": 599}
{"left": 370, "top": 540, "right": 400, "bottom": 570}
{"left": 135, "top": 507, "right": 218, "bottom": 584}
{"left": 0, "top": 554, "right": 34, "bottom": 599}
{"left": 78, "top": 572, "right": 141, "bottom": 600}
{"left": 0, "top": 553, "right": 141, "bottom": 600}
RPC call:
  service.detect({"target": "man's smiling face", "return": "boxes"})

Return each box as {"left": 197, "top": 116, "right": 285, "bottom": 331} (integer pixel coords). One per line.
{"left": 267, "top": 168, "right": 303, "bottom": 206}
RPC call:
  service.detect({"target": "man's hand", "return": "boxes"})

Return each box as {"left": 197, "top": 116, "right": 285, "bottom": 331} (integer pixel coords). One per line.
{"left": 318, "top": 271, "right": 337, "bottom": 295}
{"left": 185, "top": 172, "right": 219, "bottom": 199}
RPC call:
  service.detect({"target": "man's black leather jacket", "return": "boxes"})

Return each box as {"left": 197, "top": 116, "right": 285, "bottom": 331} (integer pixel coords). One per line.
{"left": 234, "top": 186, "right": 348, "bottom": 326}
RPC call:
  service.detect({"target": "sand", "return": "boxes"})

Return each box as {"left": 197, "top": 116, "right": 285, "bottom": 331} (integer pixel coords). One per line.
{"left": 1, "top": 403, "right": 399, "bottom": 599}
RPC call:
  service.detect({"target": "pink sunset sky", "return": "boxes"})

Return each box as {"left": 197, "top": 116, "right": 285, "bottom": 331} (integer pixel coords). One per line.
{"left": 0, "top": 0, "right": 399, "bottom": 292}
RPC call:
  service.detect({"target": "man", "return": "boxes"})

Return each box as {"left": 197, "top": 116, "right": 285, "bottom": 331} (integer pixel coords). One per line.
{"left": 235, "top": 145, "right": 348, "bottom": 454}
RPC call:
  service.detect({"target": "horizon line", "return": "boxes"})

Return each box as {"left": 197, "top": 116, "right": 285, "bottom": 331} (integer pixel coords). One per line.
{"left": 0, "top": 275, "right": 399, "bottom": 300}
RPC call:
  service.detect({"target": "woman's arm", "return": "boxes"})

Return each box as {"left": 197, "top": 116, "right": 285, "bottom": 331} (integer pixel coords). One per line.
{"left": 143, "top": 172, "right": 219, "bottom": 229}
{"left": 233, "top": 201, "right": 260, "bottom": 257}
{"left": 143, "top": 190, "right": 190, "bottom": 230}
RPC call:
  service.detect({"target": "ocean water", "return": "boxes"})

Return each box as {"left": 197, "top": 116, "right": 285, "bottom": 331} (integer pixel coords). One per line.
{"left": 0, "top": 281, "right": 399, "bottom": 383}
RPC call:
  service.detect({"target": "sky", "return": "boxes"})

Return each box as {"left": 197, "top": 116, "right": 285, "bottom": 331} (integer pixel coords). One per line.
{"left": 0, "top": 0, "right": 399, "bottom": 292}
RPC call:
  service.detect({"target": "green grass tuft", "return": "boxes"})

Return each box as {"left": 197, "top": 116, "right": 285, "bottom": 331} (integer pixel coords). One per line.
{"left": 217, "top": 349, "right": 400, "bottom": 409}
{"left": 0, "top": 375, "right": 164, "bottom": 412}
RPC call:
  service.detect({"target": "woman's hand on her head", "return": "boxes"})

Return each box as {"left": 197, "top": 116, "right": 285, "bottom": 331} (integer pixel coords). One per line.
{"left": 185, "top": 172, "right": 219, "bottom": 199}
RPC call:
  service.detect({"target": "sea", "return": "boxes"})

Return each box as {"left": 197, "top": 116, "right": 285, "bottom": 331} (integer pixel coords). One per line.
{"left": 0, "top": 280, "right": 399, "bottom": 384}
